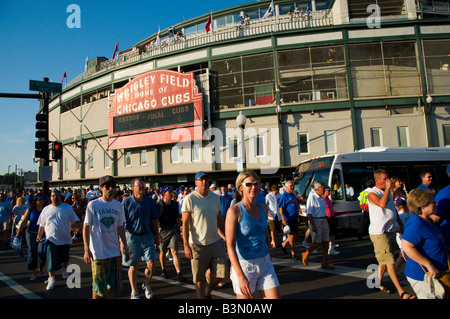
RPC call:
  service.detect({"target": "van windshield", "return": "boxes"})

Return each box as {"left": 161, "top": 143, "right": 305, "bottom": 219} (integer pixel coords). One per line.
{"left": 293, "top": 157, "right": 334, "bottom": 199}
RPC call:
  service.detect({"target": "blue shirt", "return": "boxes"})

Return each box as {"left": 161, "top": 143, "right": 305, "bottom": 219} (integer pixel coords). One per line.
{"left": 403, "top": 214, "right": 448, "bottom": 281}
{"left": 0, "top": 201, "right": 12, "bottom": 222}
{"left": 122, "top": 195, "right": 159, "bottom": 236}
{"left": 417, "top": 183, "right": 433, "bottom": 190}
{"left": 279, "top": 191, "right": 299, "bottom": 221}
{"left": 28, "top": 209, "right": 43, "bottom": 233}
{"left": 235, "top": 201, "right": 268, "bottom": 260}
{"left": 219, "top": 194, "right": 232, "bottom": 217}
{"left": 435, "top": 185, "right": 450, "bottom": 248}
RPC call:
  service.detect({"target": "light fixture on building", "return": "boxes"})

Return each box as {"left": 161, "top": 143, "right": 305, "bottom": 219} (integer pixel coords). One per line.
{"left": 426, "top": 95, "right": 433, "bottom": 104}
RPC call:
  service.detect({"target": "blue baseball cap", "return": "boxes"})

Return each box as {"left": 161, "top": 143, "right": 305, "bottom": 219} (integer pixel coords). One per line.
{"left": 195, "top": 171, "right": 208, "bottom": 180}
{"left": 161, "top": 185, "right": 174, "bottom": 194}
{"left": 396, "top": 198, "right": 406, "bottom": 207}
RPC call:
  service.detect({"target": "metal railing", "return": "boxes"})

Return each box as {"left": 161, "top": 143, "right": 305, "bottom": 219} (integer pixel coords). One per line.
{"left": 65, "top": 10, "right": 332, "bottom": 89}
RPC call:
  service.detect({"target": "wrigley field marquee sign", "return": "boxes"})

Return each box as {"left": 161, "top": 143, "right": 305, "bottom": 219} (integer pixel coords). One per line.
{"left": 108, "top": 70, "right": 203, "bottom": 150}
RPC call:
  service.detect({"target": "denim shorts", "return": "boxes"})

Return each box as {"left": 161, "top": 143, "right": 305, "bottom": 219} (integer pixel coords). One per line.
{"left": 122, "top": 232, "right": 155, "bottom": 266}
{"left": 230, "top": 254, "right": 279, "bottom": 295}
{"left": 46, "top": 241, "right": 70, "bottom": 272}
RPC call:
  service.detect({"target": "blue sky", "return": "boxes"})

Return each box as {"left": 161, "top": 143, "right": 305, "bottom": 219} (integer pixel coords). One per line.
{"left": 0, "top": 0, "right": 253, "bottom": 177}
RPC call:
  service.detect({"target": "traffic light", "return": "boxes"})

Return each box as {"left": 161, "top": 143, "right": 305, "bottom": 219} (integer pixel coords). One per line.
{"left": 35, "top": 113, "right": 48, "bottom": 159}
{"left": 35, "top": 141, "right": 48, "bottom": 159}
{"left": 35, "top": 113, "right": 47, "bottom": 138}
{"left": 51, "top": 141, "right": 63, "bottom": 160}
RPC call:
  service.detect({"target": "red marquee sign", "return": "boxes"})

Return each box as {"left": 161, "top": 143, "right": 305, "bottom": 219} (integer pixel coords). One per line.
{"left": 108, "top": 70, "right": 203, "bottom": 150}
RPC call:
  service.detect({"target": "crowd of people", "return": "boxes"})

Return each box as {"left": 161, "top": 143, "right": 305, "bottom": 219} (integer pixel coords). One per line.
{"left": 0, "top": 164, "right": 449, "bottom": 299}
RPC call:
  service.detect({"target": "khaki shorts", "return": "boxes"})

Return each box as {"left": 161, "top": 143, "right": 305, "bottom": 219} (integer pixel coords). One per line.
{"left": 190, "top": 240, "right": 226, "bottom": 284}
{"left": 370, "top": 232, "right": 396, "bottom": 265}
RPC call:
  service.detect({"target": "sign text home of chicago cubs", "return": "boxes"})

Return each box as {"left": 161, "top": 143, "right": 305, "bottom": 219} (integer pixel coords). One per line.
{"left": 108, "top": 70, "right": 203, "bottom": 150}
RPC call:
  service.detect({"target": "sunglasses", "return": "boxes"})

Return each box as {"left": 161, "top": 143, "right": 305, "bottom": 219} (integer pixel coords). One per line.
{"left": 103, "top": 183, "right": 116, "bottom": 189}
{"left": 243, "top": 181, "right": 260, "bottom": 188}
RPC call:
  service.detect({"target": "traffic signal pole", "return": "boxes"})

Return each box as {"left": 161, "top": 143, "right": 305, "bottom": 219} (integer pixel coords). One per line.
{"left": 41, "top": 87, "right": 50, "bottom": 196}
{"left": 0, "top": 77, "right": 54, "bottom": 196}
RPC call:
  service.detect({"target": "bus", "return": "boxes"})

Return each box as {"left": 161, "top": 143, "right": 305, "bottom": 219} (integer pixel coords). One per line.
{"left": 292, "top": 147, "right": 450, "bottom": 229}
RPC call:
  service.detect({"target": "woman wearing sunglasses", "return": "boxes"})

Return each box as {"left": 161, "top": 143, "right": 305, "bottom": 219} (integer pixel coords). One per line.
{"left": 16, "top": 195, "right": 47, "bottom": 280}
{"left": 225, "top": 169, "right": 281, "bottom": 299}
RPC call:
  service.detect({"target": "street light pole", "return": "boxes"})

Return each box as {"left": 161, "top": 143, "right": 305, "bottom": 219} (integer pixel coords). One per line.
{"left": 236, "top": 111, "right": 247, "bottom": 170}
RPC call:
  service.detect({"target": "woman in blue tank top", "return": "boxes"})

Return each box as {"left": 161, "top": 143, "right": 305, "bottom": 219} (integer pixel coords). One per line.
{"left": 16, "top": 195, "right": 47, "bottom": 280}
{"left": 225, "top": 169, "right": 281, "bottom": 299}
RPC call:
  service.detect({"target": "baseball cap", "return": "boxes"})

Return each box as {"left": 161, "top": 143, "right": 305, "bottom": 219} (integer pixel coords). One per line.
{"left": 396, "top": 198, "right": 406, "bottom": 207}
{"left": 87, "top": 190, "right": 100, "bottom": 200}
{"left": 99, "top": 175, "right": 116, "bottom": 186}
{"left": 195, "top": 171, "right": 208, "bottom": 180}
{"left": 161, "top": 185, "right": 174, "bottom": 194}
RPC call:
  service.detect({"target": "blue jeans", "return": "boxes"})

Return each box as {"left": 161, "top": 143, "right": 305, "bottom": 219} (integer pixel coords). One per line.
{"left": 25, "top": 232, "right": 46, "bottom": 271}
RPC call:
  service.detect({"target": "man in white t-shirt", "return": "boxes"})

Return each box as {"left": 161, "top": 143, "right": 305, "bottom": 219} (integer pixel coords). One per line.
{"left": 368, "top": 169, "right": 412, "bottom": 299}
{"left": 265, "top": 184, "right": 281, "bottom": 248}
{"left": 37, "top": 189, "right": 81, "bottom": 290}
{"left": 83, "top": 175, "right": 129, "bottom": 299}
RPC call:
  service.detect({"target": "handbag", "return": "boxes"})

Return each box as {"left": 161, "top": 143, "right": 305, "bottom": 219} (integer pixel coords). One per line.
{"left": 420, "top": 261, "right": 450, "bottom": 299}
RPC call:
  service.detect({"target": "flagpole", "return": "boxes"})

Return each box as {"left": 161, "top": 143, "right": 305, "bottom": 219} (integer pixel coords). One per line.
{"left": 157, "top": 26, "right": 161, "bottom": 54}
{"left": 211, "top": 11, "right": 214, "bottom": 42}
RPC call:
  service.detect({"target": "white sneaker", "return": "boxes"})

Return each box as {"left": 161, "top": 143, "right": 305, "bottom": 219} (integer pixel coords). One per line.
{"left": 46, "top": 277, "right": 56, "bottom": 290}
{"left": 61, "top": 268, "right": 68, "bottom": 279}
{"left": 130, "top": 291, "right": 140, "bottom": 299}
{"left": 142, "top": 283, "right": 153, "bottom": 299}
{"left": 328, "top": 247, "right": 340, "bottom": 255}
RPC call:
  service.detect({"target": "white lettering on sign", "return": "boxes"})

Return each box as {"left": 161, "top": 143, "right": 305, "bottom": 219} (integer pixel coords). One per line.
{"left": 114, "top": 71, "right": 193, "bottom": 115}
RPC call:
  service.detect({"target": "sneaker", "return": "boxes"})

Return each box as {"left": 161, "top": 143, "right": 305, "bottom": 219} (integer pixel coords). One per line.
{"left": 142, "top": 283, "right": 153, "bottom": 299}
{"left": 177, "top": 273, "right": 187, "bottom": 283}
{"left": 46, "top": 277, "right": 56, "bottom": 290}
{"left": 328, "top": 247, "right": 340, "bottom": 255}
{"left": 302, "top": 242, "right": 310, "bottom": 249}
{"left": 130, "top": 291, "right": 140, "bottom": 299}
{"left": 161, "top": 269, "right": 168, "bottom": 279}
{"left": 61, "top": 268, "right": 68, "bottom": 279}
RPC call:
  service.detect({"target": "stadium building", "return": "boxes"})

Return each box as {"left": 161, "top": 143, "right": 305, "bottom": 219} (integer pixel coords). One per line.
{"left": 47, "top": 0, "right": 450, "bottom": 188}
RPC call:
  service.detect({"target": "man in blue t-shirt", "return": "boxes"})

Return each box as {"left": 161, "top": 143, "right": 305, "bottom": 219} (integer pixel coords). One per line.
{"left": 219, "top": 185, "right": 232, "bottom": 218}
{"left": 416, "top": 171, "right": 434, "bottom": 190}
{"left": 278, "top": 181, "right": 299, "bottom": 258}
{"left": 122, "top": 178, "right": 160, "bottom": 299}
